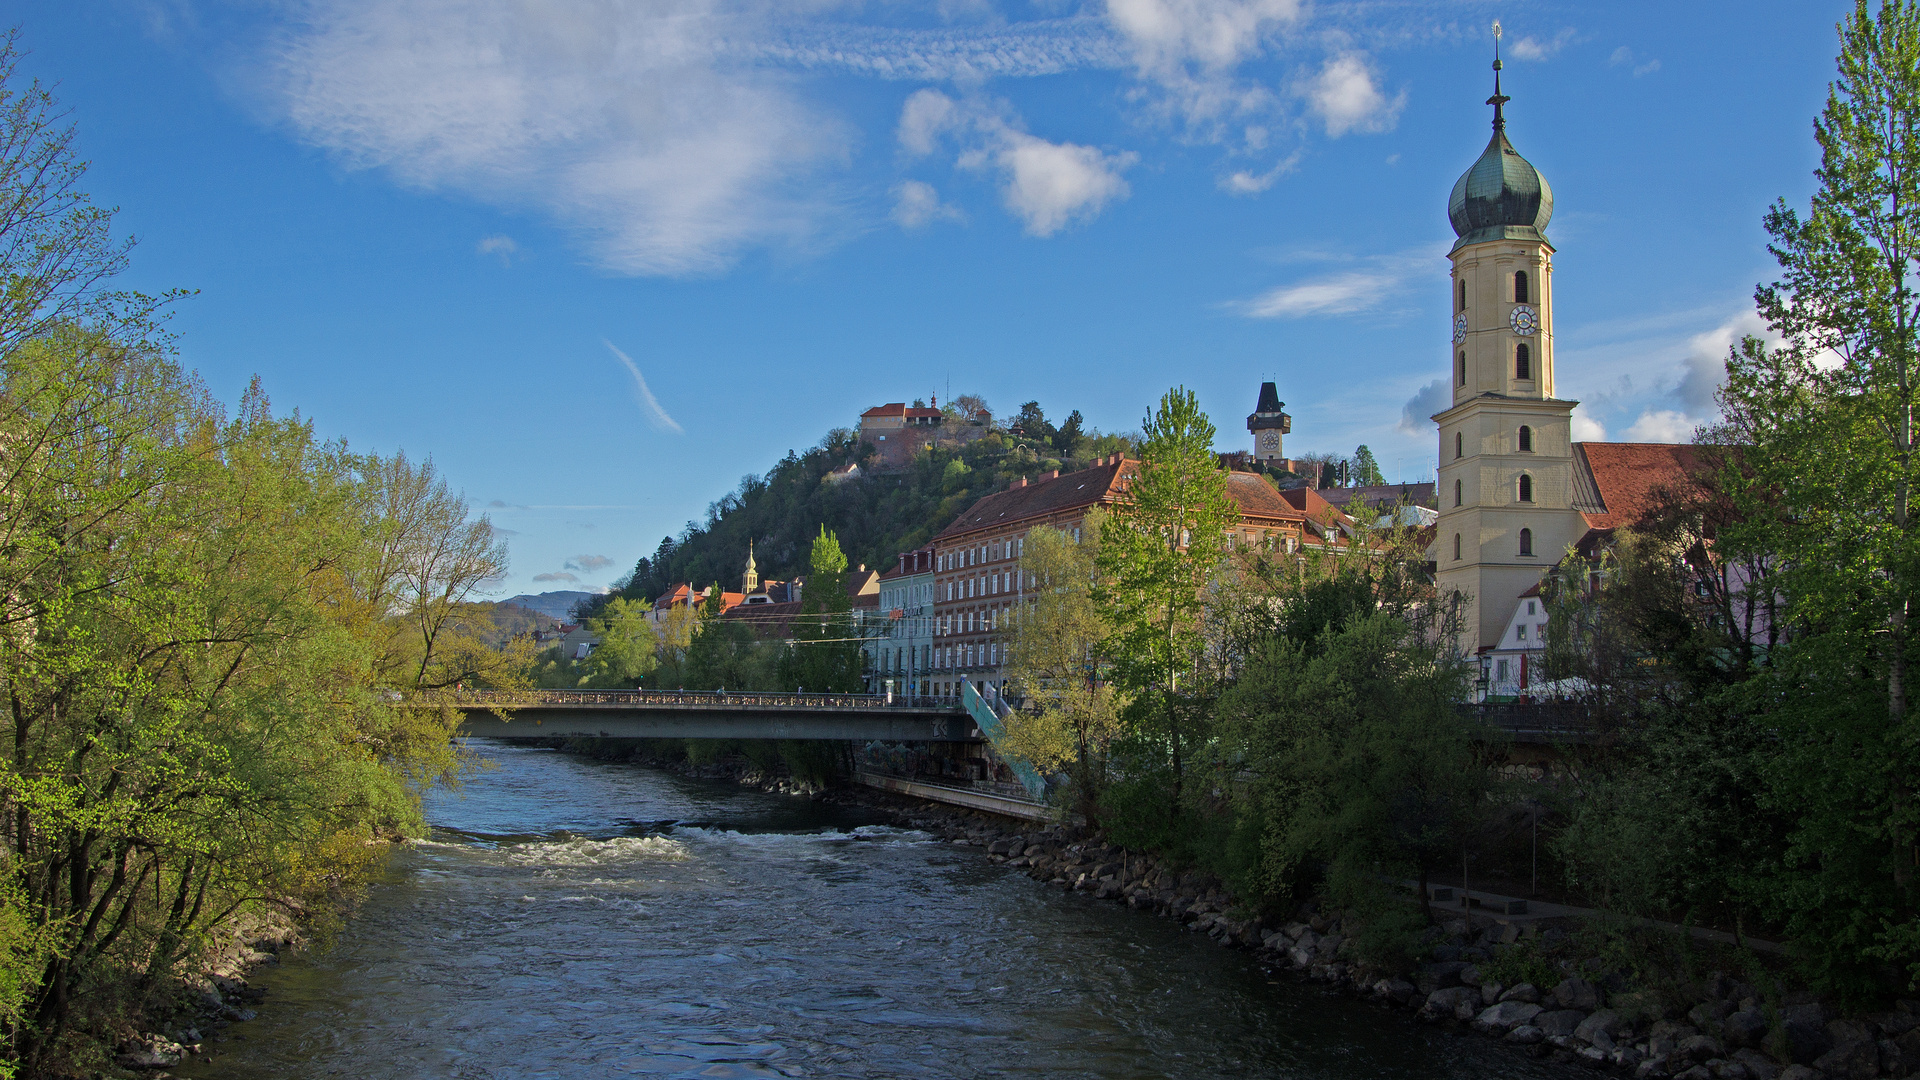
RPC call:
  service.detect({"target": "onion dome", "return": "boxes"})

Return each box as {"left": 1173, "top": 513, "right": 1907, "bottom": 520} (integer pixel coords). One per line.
{"left": 1448, "top": 60, "right": 1552, "bottom": 252}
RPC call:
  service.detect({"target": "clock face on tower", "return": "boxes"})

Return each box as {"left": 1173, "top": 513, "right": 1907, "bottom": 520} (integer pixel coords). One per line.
{"left": 1509, "top": 305, "right": 1539, "bottom": 336}
{"left": 1259, "top": 431, "right": 1279, "bottom": 452}
{"left": 1452, "top": 313, "right": 1468, "bottom": 344}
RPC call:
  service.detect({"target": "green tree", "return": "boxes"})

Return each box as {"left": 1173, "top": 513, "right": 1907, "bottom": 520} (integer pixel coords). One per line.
{"left": 1001, "top": 516, "right": 1125, "bottom": 820}
{"left": 782, "top": 527, "right": 864, "bottom": 692}
{"left": 1096, "top": 387, "right": 1237, "bottom": 814}
{"left": 579, "top": 596, "right": 658, "bottom": 687}
{"left": 1350, "top": 445, "right": 1385, "bottom": 487}
{"left": 1717, "top": 0, "right": 1920, "bottom": 991}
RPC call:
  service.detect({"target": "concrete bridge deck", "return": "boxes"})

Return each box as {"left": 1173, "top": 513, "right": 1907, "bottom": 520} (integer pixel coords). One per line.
{"left": 425, "top": 689, "right": 980, "bottom": 743}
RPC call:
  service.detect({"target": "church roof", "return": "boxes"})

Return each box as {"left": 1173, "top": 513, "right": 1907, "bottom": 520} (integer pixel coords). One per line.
{"left": 1572, "top": 442, "right": 1710, "bottom": 533}
{"left": 1448, "top": 66, "right": 1552, "bottom": 252}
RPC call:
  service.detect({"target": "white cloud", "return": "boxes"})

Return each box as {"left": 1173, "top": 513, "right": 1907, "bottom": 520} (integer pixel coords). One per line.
{"left": 1508, "top": 29, "right": 1575, "bottom": 62}
{"left": 1220, "top": 150, "right": 1300, "bottom": 194}
{"left": 892, "top": 180, "right": 964, "bottom": 228}
{"left": 476, "top": 234, "right": 518, "bottom": 264}
{"left": 1397, "top": 378, "right": 1451, "bottom": 435}
{"left": 1675, "top": 310, "right": 1770, "bottom": 414}
{"left": 1234, "top": 245, "right": 1437, "bottom": 318}
{"left": 993, "top": 133, "right": 1136, "bottom": 236}
{"left": 1624, "top": 409, "right": 1696, "bottom": 443}
{"left": 1609, "top": 46, "right": 1661, "bottom": 77}
{"left": 532, "top": 571, "right": 580, "bottom": 584}
{"left": 270, "top": 0, "right": 848, "bottom": 276}
{"left": 1301, "top": 53, "right": 1404, "bottom": 137}
{"left": 1241, "top": 271, "right": 1395, "bottom": 318}
{"left": 1102, "top": 0, "right": 1302, "bottom": 142}
{"left": 603, "top": 340, "right": 685, "bottom": 434}
{"left": 901, "top": 92, "right": 1135, "bottom": 235}
{"left": 566, "top": 554, "right": 615, "bottom": 573}
{"left": 1571, "top": 407, "right": 1607, "bottom": 442}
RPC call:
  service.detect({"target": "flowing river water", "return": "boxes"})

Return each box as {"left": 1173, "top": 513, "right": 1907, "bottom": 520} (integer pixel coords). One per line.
{"left": 179, "top": 742, "right": 1559, "bottom": 1080}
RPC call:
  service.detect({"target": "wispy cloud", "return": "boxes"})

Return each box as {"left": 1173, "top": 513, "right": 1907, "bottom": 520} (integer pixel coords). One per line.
{"left": 1299, "top": 53, "right": 1405, "bottom": 137}
{"left": 603, "top": 340, "right": 684, "bottom": 435}
{"left": 1233, "top": 245, "right": 1439, "bottom": 319}
{"left": 532, "top": 571, "right": 580, "bottom": 584}
{"left": 1397, "top": 378, "right": 1450, "bottom": 435}
{"left": 892, "top": 180, "right": 964, "bottom": 228}
{"left": 565, "top": 554, "right": 615, "bottom": 573}
{"left": 1508, "top": 29, "right": 1576, "bottom": 62}
{"left": 1609, "top": 46, "right": 1661, "bottom": 77}
{"left": 476, "top": 233, "right": 518, "bottom": 265}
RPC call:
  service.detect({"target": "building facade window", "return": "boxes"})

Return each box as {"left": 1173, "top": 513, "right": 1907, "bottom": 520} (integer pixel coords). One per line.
{"left": 1455, "top": 431, "right": 1463, "bottom": 459}
{"left": 1514, "top": 270, "right": 1529, "bottom": 304}
{"left": 1454, "top": 479, "right": 1462, "bottom": 507}
{"left": 1518, "top": 425, "right": 1532, "bottom": 452}
{"left": 1458, "top": 279, "right": 1467, "bottom": 311}
{"left": 1453, "top": 533, "right": 1461, "bottom": 560}
{"left": 1518, "top": 474, "right": 1533, "bottom": 502}
{"left": 1457, "top": 351, "right": 1467, "bottom": 386}
{"left": 1519, "top": 527, "right": 1534, "bottom": 556}
{"left": 1515, "top": 343, "right": 1531, "bottom": 380}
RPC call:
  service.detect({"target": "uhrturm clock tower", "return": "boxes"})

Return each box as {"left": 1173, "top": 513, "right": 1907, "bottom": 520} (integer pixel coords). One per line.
{"left": 1433, "top": 55, "right": 1583, "bottom": 653}
{"left": 1247, "top": 381, "right": 1291, "bottom": 468}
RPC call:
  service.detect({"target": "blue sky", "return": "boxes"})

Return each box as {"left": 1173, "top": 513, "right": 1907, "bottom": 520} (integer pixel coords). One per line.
{"left": 17, "top": 0, "right": 1843, "bottom": 596}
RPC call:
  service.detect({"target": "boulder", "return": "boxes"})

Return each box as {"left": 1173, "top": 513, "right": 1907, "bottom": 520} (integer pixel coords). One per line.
{"left": 1871, "top": 1009, "right": 1917, "bottom": 1037}
{"left": 1420, "top": 986, "right": 1480, "bottom": 1021}
{"left": 1781, "top": 1005, "right": 1831, "bottom": 1065}
{"left": 1381, "top": 978, "right": 1417, "bottom": 1004}
{"left": 1811, "top": 1037, "right": 1879, "bottom": 1080}
{"left": 1576, "top": 1009, "right": 1628, "bottom": 1044}
{"left": 1676, "top": 1034, "right": 1725, "bottom": 1064}
{"left": 1416, "top": 961, "right": 1469, "bottom": 994}
{"left": 1775, "top": 1067, "right": 1820, "bottom": 1080}
{"left": 1690, "top": 1001, "right": 1736, "bottom": 1029}
{"left": 1634, "top": 1056, "right": 1673, "bottom": 1080}
{"left": 1480, "top": 981, "right": 1504, "bottom": 1006}
{"left": 1499, "top": 982, "right": 1542, "bottom": 1005}
{"left": 1729, "top": 1048, "right": 1780, "bottom": 1080}
{"left": 1506, "top": 1025, "right": 1545, "bottom": 1045}
{"left": 1537, "top": 1009, "right": 1587, "bottom": 1038}
{"left": 1614, "top": 1046, "right": 1647, "bottom": 1070}
{"left": 1672, "top": 1067, "right": 1712, "bottom": 1080}
{"left": 116, "top": 1048, "right": 182, "bottom": 1070}
{"left": 1723, "top": 1009, "right": 1769, "bottom": 1050}
{"left": 1555, "top": 977, "right": 1601, "bottom": 1011}
{"left": 1459, "top": 964, "right": 1484, "bottom": 988}
{"left": 1472, "top": 1000, "right": 1544, "bottom": 1034}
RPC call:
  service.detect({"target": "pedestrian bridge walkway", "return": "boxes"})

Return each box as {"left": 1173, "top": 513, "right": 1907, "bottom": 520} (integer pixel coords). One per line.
{"left": 422, "top": 689, "right": 979, "bottom": 743}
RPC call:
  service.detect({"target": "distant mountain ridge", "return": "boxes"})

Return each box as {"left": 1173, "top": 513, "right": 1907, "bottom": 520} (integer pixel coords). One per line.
{"left": 497, "top": 591, "right": 598, "bottom": 621}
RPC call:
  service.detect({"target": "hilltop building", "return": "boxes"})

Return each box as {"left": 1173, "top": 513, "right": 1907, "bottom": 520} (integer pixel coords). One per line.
{"left": 1247, "top": 381, "right": 1292, "bottom": 468}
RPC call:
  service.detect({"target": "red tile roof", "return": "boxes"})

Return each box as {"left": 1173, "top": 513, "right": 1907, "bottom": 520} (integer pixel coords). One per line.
{"left": 1572, "top": 442, "right": 1710, "bottom": 532}
{"left": 860, "top": 403, "right": 942, "bottom": 420}
{"left": 933, "top": 458, "right": 1327, "bottom": 542}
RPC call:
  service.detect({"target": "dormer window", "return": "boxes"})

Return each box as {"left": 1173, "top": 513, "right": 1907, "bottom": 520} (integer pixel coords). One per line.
{"left": 1515, "top": 343, "right": 1532, "bottom": 380}
{"left": 1518, "top": 474, "right": 1533, "bottom": 502}
{"left": 1514, "top": 270, "right": 1530, "bottom": 304}
{"left": 1518, "top": 425, "right": 1533, "bottom": 452}
{"left": 1519, "top": 527, "right": 1534, "bottom": 556}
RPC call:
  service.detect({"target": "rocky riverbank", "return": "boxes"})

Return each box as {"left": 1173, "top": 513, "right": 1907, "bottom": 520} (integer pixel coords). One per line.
{"left": 815, "top": 789, "right": 1920, "bottom": 1080}
{"left": 103, "top": 914, "right": 294, "bottom": 1077}
{"left": 547, "top": 738, "right": 1920, "bottom": 1080}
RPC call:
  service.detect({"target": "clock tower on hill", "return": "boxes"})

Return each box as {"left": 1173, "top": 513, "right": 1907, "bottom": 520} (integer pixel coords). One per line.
{"left": 1432, "top": 55, "right": 1584, "bottom": 653}
{"left": 1247, "top": 381, "right": 1291, "bottom": 468}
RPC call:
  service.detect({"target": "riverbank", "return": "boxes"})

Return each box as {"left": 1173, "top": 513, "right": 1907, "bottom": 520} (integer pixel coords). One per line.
{"left": 549, "top": 737, "right": 1918, "bottom": 1080}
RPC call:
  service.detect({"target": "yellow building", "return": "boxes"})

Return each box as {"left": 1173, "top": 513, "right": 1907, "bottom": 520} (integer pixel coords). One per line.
{"left": 1432, "top": 59, "right": 1587, "bottom": 653}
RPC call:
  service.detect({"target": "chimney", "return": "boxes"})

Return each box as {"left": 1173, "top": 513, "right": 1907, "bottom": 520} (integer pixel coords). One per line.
{"left": 1014, "top": 477, "right": 1027, "bottom": 488}
{"left": 1047, "top": 469, "right": 1059, "bottom": 480}
{"left": 857, "top": 563, "right": 866, "bottom": 572}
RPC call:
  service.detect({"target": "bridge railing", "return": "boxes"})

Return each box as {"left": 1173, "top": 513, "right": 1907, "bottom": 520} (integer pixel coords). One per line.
{"left": 410, "top": 688, "right": 962, "bottom": 711}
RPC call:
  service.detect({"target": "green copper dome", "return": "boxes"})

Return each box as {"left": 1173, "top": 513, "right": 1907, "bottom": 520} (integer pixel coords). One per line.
{"left": 1448, "top": 67, "right": 1552, "bottom": 252}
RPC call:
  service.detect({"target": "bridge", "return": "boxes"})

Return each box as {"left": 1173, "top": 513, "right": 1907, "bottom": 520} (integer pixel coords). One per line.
{"left": 424, "top": 689, "right": 980, "bottom": 743}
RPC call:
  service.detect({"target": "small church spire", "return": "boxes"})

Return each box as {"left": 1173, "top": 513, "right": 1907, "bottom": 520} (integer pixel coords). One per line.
{"left": 743, "top": 539, "right": 759, "bottom": 593}
{"left": 1487, "top": 20, "right": 1509, "bottom": 131}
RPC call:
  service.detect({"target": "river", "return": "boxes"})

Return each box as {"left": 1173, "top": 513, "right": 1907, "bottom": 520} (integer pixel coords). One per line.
{"left": 178, "top": 742, "right": 1558, "bottom": 1079}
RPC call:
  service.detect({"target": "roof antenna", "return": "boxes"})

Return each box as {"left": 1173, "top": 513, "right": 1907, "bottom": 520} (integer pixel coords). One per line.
{"left": 1488, "top": 20, "right": 1509, "bottom": 132}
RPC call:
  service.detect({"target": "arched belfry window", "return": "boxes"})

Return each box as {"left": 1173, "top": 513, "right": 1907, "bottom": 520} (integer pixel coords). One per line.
{"left": 1455, "top": 432, "right": 1463, "bottom": 459}
{"left": 1518, "top": 425, "right": 1533, "bottom": 452}
{"left": 1453, "top": 533, "right": 1462, "bottom": 561}
{"left": 1519, "top": 528, "right": 1534, "bottom": 556}
{"left": 1515, "top": 270, "right": 1530, "bottom": 304}
{"left": 1458, "top": 279, "right": 1467, "bottom": 312}
{"left": 1454, "top": 479, "right": 1463, "bottom": 507}
{"left": 1516, "top": 343, "right": 1532, "bottom": 380}
{"left": 1457, "top": 352, "right": 1467, "bottom": 387}
{"left": 1518, "top": 474, "right": 1533, "bottom": 502}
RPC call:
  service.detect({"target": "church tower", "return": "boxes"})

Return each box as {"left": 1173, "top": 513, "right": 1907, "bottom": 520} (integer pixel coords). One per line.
{"left": 1433, "top": 48, "right": 1585, "bottom": 653}
{"left": 743, "top": 540, "right": 759, "bottom": 594}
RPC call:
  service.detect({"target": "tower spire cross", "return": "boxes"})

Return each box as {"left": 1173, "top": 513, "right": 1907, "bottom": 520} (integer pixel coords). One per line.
{"left": 1487, "top": 20, "right": 1509, "bottom": 131}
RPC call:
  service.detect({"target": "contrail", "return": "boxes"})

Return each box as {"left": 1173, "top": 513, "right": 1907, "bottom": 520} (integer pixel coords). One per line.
{"left": 603, "top": 340, "right": 684, "bottom": 434}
